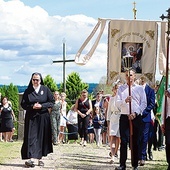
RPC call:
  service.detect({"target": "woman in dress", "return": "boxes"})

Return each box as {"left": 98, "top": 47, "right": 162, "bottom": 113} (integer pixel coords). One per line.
{"left": 21, "top": 72, "right": 54, "bottom": 168}
{"left": 107, "top": 83, "right": 120, "bottom": 163}
{"left": 59, "top": 92, "right": 67, "bottom": 143}
{"left": 0, "top": 96, "right": 15, "bottom": 142}
{"left": 50, "top": 91, "right": 61, "bottom": 145}
{"left": 75, "top": 89, "right": 92, "bottom": 146}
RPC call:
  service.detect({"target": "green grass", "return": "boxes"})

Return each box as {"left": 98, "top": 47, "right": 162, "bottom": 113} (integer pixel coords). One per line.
{"left": 0, "top": 141, "right": 22, "bottom": 164}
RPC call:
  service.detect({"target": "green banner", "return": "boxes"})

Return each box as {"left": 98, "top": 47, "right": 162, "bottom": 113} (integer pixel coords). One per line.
{"left": 156, "top": 76, "right": 166, "bottom": 124}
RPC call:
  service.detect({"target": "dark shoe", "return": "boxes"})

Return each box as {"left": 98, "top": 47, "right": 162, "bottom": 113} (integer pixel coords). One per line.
{"left": 114, "top": 153, "right": 118, "bottom": 158}
{"left": 25, "top": 160, "right": 35, "bottom": 168}
{"left": 153, "top": 147, "right": 157, "bottom": 151}
{"left": 167, "top": 164, "right": 170, "bottom": 170}
{"left": 109, "top": 151, "right": 112, "bottom": 157}
{"left": 139, "top": 160, "right": 145, "bottom": 166}
{"left": 158, "top": 146, "right": 163, "bottom": 151}
{"left": 161, "top": 145, "right": 165, "bottom": 149}
{"left": 115, "top": 166, "right": 126, "bottom": 170}
{"left": 38, "top": 160, "right": 44, "bottom": 167}
{"left": 133, "top": 167, "right": 138, "bottom": 170}
{"left": 148, "top": 152, "right": 153, "bottom": 160}
{"left": 53, "top": 142, "right": 58, "bottom": 145}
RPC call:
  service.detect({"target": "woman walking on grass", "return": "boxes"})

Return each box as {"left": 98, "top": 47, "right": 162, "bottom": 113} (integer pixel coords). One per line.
{"left": 21, "top": 72, "right": 54, "bottom": 168}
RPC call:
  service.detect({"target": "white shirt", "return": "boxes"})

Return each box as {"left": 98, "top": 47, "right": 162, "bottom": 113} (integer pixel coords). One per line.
{"left": 162, "top": 89, "right": 170, "bottom": 124}
{"left": 66, "top": 110, "right": 78, "bottom": 124}
{"left": 33, "top": 85, "right": 41, "bottom": 93}
{"left": 116, "top": 83, "right": 147, "bottom": 115}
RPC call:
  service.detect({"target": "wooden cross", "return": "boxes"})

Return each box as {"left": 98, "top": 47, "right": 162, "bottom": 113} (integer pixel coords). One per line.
{"left": 53, "top": 41, "right": 75, "bottom": 92}
{"left": 133, "top": 1, "right": 137, "bottom": 20}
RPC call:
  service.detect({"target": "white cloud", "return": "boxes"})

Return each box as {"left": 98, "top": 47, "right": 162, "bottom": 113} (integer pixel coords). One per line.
{"left": 0, "top": 0, "right": 108, "bottom": 85}
{"left": 0, "top": 75, "right": 11, "bottom": 80}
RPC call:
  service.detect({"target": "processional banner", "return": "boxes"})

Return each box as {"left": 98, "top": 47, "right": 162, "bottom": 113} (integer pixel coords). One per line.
{"left": 107, "top": 20, "right": 158, "bottom": 84}
{"left": 159, "top": 22, "right": 167, "bottom": 75}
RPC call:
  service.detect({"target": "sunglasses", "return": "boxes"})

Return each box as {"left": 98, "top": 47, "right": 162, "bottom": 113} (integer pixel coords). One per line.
{"left": 126, "top": 74, "right": 133, "bottom": 77}
{"left": 32, "top": 79, "right": 40, "bottom": 82}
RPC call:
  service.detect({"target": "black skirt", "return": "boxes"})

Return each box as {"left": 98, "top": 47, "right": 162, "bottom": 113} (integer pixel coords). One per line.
{"left": 67, "top": 124, "right": 78, "bottom": 140}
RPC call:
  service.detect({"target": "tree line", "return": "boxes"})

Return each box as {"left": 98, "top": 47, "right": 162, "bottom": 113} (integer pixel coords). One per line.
{"left": 0, "top": 72, "right": 109, "bottom": 136}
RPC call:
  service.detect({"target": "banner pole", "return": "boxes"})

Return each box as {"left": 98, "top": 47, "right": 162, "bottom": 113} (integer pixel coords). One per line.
{"left": 160, "top": 8, "right": 170, "bottom": 128}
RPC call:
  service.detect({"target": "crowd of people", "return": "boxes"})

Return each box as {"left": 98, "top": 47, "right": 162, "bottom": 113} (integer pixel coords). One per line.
{"left": 1, "top": 71, "right": 169, "bottom": 170}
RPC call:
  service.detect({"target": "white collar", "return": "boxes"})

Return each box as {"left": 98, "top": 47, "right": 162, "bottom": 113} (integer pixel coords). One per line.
{"left": 33, "top": 85, "right": 41, "bottom": 93}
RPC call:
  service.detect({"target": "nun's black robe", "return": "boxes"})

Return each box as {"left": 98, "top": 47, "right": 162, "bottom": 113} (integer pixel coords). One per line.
{"left": 21, "top": 85, "right": 54, "bottom": 159}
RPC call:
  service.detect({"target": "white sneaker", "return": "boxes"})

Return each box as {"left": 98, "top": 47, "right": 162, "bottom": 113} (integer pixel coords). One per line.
{"left": 109, "top": 157, "right": 114, "bottom": 164}
{"left": 83, "top": 141, "right": 87, "bottom": 146}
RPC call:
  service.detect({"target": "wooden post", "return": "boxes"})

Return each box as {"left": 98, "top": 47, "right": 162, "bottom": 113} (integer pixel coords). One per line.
{"left": 128, "top": 69, "right": 134, "bottom": 166}
{"left": 160, "top": 8, "right": 170, "bottom": 128}
{"left": 123, "top": 55, "right": 134, "bottom": 165}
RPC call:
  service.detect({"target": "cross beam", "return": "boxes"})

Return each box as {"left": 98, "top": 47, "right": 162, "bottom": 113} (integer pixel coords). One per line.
{"left": 53, "top": 42, "right": 75, "bottom": 92}
{"left": 160, "top": 8, "right": 170, "bottom": 35}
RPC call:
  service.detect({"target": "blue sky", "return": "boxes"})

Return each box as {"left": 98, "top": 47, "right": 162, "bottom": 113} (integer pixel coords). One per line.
{"left": 17, "top": 0, "right": 170, "bottom": 20}
{"left": 0, "top": 0, "right": 170, "bottom": 85}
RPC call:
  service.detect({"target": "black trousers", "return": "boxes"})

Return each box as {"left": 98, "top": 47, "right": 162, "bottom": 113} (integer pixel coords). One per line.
{"left": 119, "top": 114, "right": 143, "bottom": 168}
{"left": 153, "top": 119, "right": 164, "bottom": 149}
{"left": 165, "top": 117, "right": 170, "bottom": 165}
{"left": 78, "top": 115, "right": 90, "bottom": 141}
{"left": 147, "top": 122, "right": 154, "bottom": 154}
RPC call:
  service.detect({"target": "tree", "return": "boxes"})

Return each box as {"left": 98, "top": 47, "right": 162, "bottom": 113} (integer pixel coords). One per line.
{"left": 43, "top": 75, "right": 58, "bottom": 92}
{"left": 5, "top": 83, "right": 19, "bottom": 116}
{"left": 96, "top": 76, "right": 112, "bottom": 94}
{"left": 64, "top": 72, "right": 89, "bottom": 109}
{"left": 0, "top": 85, "right": 7, "bottom": 97}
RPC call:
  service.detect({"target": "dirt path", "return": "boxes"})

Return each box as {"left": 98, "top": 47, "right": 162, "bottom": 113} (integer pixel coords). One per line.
{"left": 0, "top": 142, "right": 168, "bottom": 170}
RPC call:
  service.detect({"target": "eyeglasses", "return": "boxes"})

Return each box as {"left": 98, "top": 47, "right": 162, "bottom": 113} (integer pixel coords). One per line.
{"left": 32, "top": 79, "right": 40, "bottom": 82}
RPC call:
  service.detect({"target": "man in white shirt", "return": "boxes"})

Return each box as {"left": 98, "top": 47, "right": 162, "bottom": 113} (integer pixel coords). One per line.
{"left": 115, "top": 69, "right": 147, "bottom": 170}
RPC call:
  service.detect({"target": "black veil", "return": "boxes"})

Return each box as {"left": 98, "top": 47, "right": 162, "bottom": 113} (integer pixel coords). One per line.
{"left": 27, "top": 72, "right": 44, "bottom": 89}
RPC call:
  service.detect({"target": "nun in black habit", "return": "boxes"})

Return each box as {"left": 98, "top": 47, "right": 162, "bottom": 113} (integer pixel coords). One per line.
{"left": 21, "top": 72, "right": 55, "bottom": 167}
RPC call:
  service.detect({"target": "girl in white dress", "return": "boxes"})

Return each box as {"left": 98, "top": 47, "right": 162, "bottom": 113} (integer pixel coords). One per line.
{"left": 59, "top": 92, "right": 67, "bottom": 143}
{"left": 107, "top": 83, "right": 120, "bottom": 163}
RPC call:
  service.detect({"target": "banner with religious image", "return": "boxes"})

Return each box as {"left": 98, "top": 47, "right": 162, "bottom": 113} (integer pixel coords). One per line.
{"left": 107, "top": 20, "right": 158, "bottom": 84}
